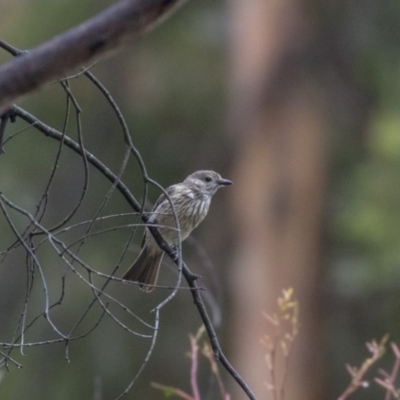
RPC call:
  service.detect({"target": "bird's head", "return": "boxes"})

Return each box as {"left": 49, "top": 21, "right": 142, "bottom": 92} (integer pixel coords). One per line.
{"left": 184, "top": 170, "right": 232, "bottom": 197}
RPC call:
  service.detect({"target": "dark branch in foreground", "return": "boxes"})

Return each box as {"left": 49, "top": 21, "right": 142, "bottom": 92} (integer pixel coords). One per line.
{"left": 0, "top": 109, "right": 16, "bottom": 154}
{"left": 12, "top": 106, "right": 256, "bottom": 400}
{"left": 0, "top": 0, "right": 187, "bottom": 113}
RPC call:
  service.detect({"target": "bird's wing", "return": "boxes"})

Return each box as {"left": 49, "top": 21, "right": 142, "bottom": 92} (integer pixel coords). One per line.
{"left": 141, "top": 184, "right": 180, "bottom": 248}
{"left": 151, "top": 184, "right": 179, "bottom": 212}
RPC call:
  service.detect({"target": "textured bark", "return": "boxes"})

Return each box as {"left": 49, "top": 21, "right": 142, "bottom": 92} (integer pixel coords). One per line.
{"left": 0, "top": 0, "right": 186, "bottom": 113}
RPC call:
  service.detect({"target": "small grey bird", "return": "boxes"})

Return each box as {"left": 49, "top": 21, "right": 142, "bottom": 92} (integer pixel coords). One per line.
{"left": 122, "top": 170, "right": 232, "bottom": 292}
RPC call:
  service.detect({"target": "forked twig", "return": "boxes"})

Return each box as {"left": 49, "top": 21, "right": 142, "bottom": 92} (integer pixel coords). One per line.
{"left": 338, "top": 335, "right": 388, "bottom": 400}
{"left": 375, "top": 342, "right": 400, "bottom": 400}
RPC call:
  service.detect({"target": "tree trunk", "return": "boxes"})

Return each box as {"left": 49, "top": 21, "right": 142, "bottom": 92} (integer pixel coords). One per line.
{"left": 228, "top": 1, "right": 327, "bottom": 399}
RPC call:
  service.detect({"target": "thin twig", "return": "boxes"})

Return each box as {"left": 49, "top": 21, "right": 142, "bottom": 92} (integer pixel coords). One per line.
{"left": 11, "top": 105, "right": 257, "bottom": 400}
{"left": 189, "top": 333, "right": 201, "bottom": 400}
{"left": 375, "top": 342, "right": 400, "bottom": 400}
{"left": 338, "top": 335, "right": 388, "bottom": 400}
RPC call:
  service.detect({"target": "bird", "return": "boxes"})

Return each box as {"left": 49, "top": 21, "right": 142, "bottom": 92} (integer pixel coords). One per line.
{"left": 122, "top": 170, "right": 232, "bottom": 292}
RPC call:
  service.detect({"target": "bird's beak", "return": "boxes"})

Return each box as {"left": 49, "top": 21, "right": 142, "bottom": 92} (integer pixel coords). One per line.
{"left": 217, "top": 178, "right": 233, "bottom": 186}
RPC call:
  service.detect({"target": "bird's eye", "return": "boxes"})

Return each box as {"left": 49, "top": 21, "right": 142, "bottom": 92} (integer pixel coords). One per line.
{"left": 204, "top": 176, "right": 212, "bottom": 182}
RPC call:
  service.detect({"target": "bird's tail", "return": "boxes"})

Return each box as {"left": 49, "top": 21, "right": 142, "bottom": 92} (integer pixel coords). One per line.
{"left": 122, "top": 247, "right": 164, "bottom": 292}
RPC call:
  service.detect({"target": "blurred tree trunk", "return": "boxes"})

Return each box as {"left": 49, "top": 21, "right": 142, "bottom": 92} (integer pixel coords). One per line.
{"left": 227, "top": 1, "right": 327, "bottom": 399}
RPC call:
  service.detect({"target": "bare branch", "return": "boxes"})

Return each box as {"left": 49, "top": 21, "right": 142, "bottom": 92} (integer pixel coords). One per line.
{"left": 0, "top": 31, "right": 256, "bottom": 397}
{"left": 0, "top": 0, "right": 187, "bottom": 112}
{"left": 8, "top": 104, "right": 257, "bottom": 400}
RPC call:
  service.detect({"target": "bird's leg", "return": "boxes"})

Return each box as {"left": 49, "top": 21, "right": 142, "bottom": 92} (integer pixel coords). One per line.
{"left": 170, "top": 245, "right": 180, "bottom": 262}
{"left": 170, "top": 246, "right": 201, "bottom": 280}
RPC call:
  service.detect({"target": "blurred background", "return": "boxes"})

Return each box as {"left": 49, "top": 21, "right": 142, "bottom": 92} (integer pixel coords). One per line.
{"left": 1, "top": 0, "right": 400, "bottom": 399}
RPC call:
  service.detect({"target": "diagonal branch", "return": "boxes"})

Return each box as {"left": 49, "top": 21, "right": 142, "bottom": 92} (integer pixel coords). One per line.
{"left": 11, "top": 105, "right": 257, "bottom": 400}
{"left": 0, "top": 0, "right": 187, "bottom": 113}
